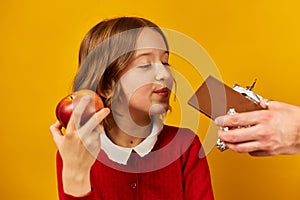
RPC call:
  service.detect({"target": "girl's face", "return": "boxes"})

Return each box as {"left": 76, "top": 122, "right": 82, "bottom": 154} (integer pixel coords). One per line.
{"left": 114, "top": 28, "right": 173, "bottom": 124}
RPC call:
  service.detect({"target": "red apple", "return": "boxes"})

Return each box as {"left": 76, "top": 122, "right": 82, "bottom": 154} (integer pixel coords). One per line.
{"left": 55, "top": 89, "right": 104, "bottom": 128}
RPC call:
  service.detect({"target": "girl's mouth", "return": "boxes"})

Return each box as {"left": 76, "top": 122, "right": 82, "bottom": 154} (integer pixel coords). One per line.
{"left": 154, "top": 87, "right": 169, "bottom": 97}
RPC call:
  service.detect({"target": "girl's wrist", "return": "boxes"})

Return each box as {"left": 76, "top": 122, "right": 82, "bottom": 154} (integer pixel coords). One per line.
{"left": 62, "top": 167, "right": 91, "bottom": 197}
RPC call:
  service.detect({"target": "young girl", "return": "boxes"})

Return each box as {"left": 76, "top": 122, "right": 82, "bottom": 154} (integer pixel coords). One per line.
{"left": 50, "top": 16, "right": 214, "bottom": 200}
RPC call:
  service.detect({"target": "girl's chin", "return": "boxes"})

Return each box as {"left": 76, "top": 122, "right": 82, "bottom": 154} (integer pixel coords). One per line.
{"left": 148, "top": 104, "right": 169, "bottom": 115}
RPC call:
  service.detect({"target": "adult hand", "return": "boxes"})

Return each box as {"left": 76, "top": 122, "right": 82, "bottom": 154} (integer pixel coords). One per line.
{"left": 214, "top": 99, "right": 300, "bottom": 156}
{"left": 50, "top": 95, "right": 110, "bottom": 196}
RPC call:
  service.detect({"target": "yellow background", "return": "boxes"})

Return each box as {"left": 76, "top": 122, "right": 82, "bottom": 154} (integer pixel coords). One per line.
{"left": 1, "top": 0, "right": 300, "bottom": 199}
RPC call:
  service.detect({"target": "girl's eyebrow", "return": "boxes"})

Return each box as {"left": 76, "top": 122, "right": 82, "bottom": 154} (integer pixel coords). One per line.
{"left": 133, "top": 50, "right": 169, "bottom": 61}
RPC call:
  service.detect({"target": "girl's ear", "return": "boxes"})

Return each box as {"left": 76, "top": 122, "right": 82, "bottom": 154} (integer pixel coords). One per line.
{"left": 99, "top": 91, "right": 109, "bottom": 99}
{"left": 97, "top": 80, "right": 115, "bottom": 99}
{"left": 98, "top": 90, "right": 110, "bottom": 107}
{"left": 98, "top": 89, "right": 112, "bottom": 99}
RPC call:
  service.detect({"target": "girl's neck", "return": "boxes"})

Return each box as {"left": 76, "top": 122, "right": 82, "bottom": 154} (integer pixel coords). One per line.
{"left": 107, "top": 124, "right": 151, "bottom": 148}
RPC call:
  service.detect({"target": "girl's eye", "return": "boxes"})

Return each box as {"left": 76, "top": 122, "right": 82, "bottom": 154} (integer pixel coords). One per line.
{"left": 138, "top": 63, "right": 170, "bottom": 69}
{"left": 138, "top": 64, "right": 152, "bottom": 69}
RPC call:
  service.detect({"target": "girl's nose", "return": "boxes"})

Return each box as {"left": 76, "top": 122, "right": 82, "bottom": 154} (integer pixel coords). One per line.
{"left": 154, "top": 63, "right": 171, "bottom": 81}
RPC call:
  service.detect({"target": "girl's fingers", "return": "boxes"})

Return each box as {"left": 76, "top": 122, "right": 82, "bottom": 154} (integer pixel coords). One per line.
{"left": 79, "top": 108, "right": 110, "bottom": 139}
{"left": 77, "top": 108, "right": 110, "bottom": 158}
{"left": 66, "top": 95, "right": 91, "bottom": 136}
{"left": 50, "top": 120, "right": 63, "bottom": 131}
{"left": 49, "top": 121, "right": 63, "bottom": 147}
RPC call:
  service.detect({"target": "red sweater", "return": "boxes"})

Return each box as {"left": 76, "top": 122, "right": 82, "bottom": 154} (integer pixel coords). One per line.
{"left": 56, "top": 125, "right": 214, "bottom": 200}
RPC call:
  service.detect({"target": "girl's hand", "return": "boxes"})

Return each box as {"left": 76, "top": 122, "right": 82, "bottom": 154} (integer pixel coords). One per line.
{"left": 50, "top": 95, "right": 110, "bottom": 196}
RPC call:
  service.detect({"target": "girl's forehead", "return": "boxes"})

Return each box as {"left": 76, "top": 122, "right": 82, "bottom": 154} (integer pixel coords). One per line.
{"left": 133, "top": 49, "right": 169, "bottom": 59}
{"left": 135, "top": 28, "right": 167, "bottom": 51}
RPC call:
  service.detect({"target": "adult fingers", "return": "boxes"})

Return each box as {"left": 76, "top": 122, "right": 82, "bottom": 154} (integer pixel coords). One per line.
{"left": 260, "top": 99, "right": 293, "bottom": 112}
{"left": 260, "top": 99, "right": 284, "bottom": 110}
{"left": 225, "top": 140, "right": 263, "bottom": 153}
{"left": 214, "top": 110, "right": 266, "bottom": 128}
{"left": 226, "top": 142, "right": 277, "bottom": 156}
{"left": 249, "top": 150, "right": 274, "bottom": 156}
{"left": 218, "top": 124, "right": 262, "bottom": 143}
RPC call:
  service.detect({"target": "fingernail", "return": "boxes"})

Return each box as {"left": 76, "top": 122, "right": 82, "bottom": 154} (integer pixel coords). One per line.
{"left": 82, "top": 95, "right": 90, "bottom": 101}
{"left": 214, "top": 117, "right": 223, "bottom": 125}
{"left": 104, "top": 107, "right": 110, "bottom": 114}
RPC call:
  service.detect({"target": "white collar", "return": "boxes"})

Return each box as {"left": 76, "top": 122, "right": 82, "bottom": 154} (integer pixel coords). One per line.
{"left": 100, "top": 117, "right": 163, "bottom": 165}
